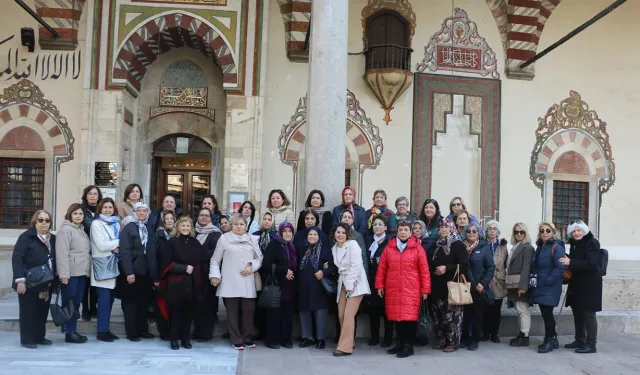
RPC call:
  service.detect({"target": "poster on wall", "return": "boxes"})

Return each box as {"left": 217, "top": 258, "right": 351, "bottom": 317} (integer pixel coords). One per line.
{"left": 94, "top": 162, "right": 118, "bottom": 187}
{"left": 228, "top": 192, "right": 247, "bottom": 215}
{"left": 100, "top": 187, "right": 117, "bottom": 201}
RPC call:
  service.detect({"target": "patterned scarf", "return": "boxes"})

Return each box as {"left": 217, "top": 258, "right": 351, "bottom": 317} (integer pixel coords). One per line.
{"left": 368, "top": 205, "right": 389, "bottom": 229}
{"left": 98, "top": 214, "right": 120, "bottom": 239}
{"left": 300, "top": 228, "right": 323, "bottom": 271}
{"left": 434, "top": 218, "right": 457, "bottom": 258}
{"left": 277, "top": 222, "right": 297, "bottom": 269}
{"left": 136, "top": 219, "right": 149, "bottom": 247}
{"left": 465, "top": 239, "right": 479, "bottom": 254}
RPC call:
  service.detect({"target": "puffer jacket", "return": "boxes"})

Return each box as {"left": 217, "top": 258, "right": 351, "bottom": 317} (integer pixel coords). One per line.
{"left": 55, "top": 220, "right": 91, "bottom": 279}
{"left": 530, "top": 238, "right": 566, "bottom": 307}
{"left": 375, "top": 236, "right": 431, "bottom": 321}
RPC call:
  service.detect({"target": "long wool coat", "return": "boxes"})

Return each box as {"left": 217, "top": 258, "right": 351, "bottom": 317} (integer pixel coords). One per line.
{"left": 488, "top": 239, "right": 509, "bottom": 299}
{"left": 566, "top": 232, "right": 603, "bottom": 312}
{"left": 375, "top": 236, "right": 431, "bottom": 321}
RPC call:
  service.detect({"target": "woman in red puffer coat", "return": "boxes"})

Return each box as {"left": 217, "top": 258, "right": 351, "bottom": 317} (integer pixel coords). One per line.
{"left": 375, "top": 221, "right": 431, "bottom": 358}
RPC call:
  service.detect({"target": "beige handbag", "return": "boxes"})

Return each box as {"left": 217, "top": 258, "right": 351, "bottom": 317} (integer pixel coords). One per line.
{"left": 447, "top": 265, "right": 473, "bottom": 305}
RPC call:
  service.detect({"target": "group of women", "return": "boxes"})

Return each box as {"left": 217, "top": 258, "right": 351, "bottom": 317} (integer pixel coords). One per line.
{"left": 12, "top": 184, "right": 603, "bottom": 357}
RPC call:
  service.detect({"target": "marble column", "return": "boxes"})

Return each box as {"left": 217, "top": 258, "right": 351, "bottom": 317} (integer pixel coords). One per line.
{"left": 305, "top": 0, "right": 349, "bottom": 208}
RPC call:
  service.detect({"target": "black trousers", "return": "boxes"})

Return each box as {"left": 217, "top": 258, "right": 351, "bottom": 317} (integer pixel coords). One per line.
{"left": 572, "top": 308, "right": 597, "bottom": 347}
{"left": 82, "top": 283, "right": 98, "bottom": 315}
{"left": 18, "top": 290, "right": 49, "bottom": 345}
{"left": 463, "top": 298, "right": 484, "bottom": 343}
{"left": 265, "top": 299, "right": 294, "bottom": 345}
{"left": 170, "top": 298, "right": 192, "bottom": 341}
{"left": 539, "top": 304, "right": 557, "bottom": 338}
{"left": 395, "top": 321, "right": 417, "bottom": 347}
{"left": 122, "top": 297, "right": 151, "bottom": 338}
{"left": 368, "top": 306, "right": 393, "bottom": 341}
{"left": 254, "top": 294, "right": 267, "bottom": 339}
{"left": 193, "top": 285, "right": 217, "bottom": 339}
{"left": 483, "top": 298, "right": 503, "bottom": 337}
{"left": 154, "top": 289, "right": 169, "bottom": 339}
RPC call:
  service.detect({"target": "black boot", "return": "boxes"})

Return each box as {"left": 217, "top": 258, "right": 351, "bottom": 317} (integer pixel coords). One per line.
{"left": 565, "top": 339, "right": 585, "bottom": 349}
{"left": 181, "top": 340, "right": 192, "bottom": 349}
{"left": 386, "top": 344, "right": 403, "bottom": 355}
{"left": 396, "top": 345, "right": 414, "bottom": 358}
{"left": 467, "top": 341, "right": 479, "bottom": 351}
{"left": 368, "top": 338, "right": 379, "bottom": 346}
{"left": 65, "top": 332, "right": 88, "bottom": 344}
{"left": 490, "top": 334, "right": 500, "bottom": 343}
{"left": 170, "top": 341, "right": 179, "bottom": 350}
{"left": 96, "top": 332, "right": 114, "bottom": 342}
{"left": 575, "top": 346, "right": 597, "bottom": 354}
{"left": 380, "top": 337, "right": 393, "bottom": 348}
{"left": 509, "top": 332, "right": 529, "bottom": 347}
{"left": 551, "top": 336, "right": 559, "bottom": 349}
{"left": 538, "top": 338, "right": 554, "bottom": 354}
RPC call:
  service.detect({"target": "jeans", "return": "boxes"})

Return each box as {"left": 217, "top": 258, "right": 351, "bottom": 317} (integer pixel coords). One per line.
{"left": 96, "top": 287, "right": 114, "bottom": 333}
{"left": 463, "top": 296, "right": 484, "bottom": 343}
{"left": 300, "top": 309, "right": 328, "bottom": 340}
{"left": 539, "top": 304, "right": 557, "bottom": 338}
{"left": 572, "top": 308, "right": 597, "bottom": 347}
{"left": 61, "top": 276, "right": 87, "bottom": 333}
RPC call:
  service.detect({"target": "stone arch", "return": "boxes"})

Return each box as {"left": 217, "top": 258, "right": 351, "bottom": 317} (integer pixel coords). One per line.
{"left": 0, "top": 126, "right": 45, "bottom": 151}
{"left": 278, "top": 90, "right": 383, "bottom": 209}
{"left": 535, "top": 130, "right": 608, "bottom": 178}
{"left": 112, "top": 11, "right": 238, "bottom": 95}
{"left": 0, "top": 80, "right": 75, "bottom": 164}
{"left": 486, "top": 0, "right": 565, "bottom": 80}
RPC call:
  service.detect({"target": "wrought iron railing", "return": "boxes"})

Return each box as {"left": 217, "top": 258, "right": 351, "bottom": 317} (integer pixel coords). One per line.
{"left": 365, "top": 44, "right": 413, "bottom": 71}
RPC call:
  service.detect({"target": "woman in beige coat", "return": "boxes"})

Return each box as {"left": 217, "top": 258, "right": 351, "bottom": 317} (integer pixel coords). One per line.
{"left": 266, "top": 189, "right": 295, "bottom": 228}
{"left": 209, "top": 214, "right": 262, "bottom": 350}
{"left": 56, "top": 203, "right": 91, "bottom": 343}
{"left": 90, "top": 198, "right": 121, "bottom": 342}
{"left": 483, "top": 220, "right": 509, "bottom": 343}
{"left": 331, "top": 223, "right": 370, "bottom": 357}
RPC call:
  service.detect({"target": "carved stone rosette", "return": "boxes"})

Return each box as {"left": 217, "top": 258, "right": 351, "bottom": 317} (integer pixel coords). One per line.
{"left": 529, "top": 91, "right": 616, "bottom": 198}
{"left": 0, "top": 79, "right": 75, "bottom": 165}
{"left": 416, "top": 8, "right": 499, "bottom": 79}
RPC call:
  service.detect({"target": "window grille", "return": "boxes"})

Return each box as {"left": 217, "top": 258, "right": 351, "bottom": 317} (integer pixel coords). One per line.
{"left": 0, "top": 158, "right": 45, "bottom": 229}
{"left": 552, "top": 180, "right": 589, "bottom": 240}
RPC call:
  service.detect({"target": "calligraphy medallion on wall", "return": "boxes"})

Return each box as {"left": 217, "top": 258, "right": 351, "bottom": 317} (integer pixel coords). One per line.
{"left": 416, "top": 8, "right": 499, "bottom": 79}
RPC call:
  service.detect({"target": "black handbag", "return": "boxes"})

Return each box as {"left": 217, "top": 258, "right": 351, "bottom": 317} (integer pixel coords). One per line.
{"left": 258, "top": 264, "right": 281, "bottom": 309}
{"left": 320, "top": 277, "right": 337, "bottom": 296}
{"left": 50, "top": 287, "right": 79, "bottom": 327}
{"left": 24, "top": 264, "right": 54, "bottom": 288}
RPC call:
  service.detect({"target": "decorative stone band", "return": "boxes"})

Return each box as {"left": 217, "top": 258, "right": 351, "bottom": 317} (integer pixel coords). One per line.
{"left": 276, "top": 0, "right": 311, "bottom": 54}
{"left": 35, "top": 0, "right": 87, "bottom": 50}
{"left": 535, "top": 130, "right": 608, "bottom": 177}
{"left": 113, "top": 12, "right": 238, "bottom": 95}
{"left": 0, "top": 104, "right": 69, "bottom": 156}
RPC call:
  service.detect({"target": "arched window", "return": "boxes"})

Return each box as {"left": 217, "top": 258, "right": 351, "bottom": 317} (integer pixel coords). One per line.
{"left": 365, "top": 11, "right": 412, "bottom": 71}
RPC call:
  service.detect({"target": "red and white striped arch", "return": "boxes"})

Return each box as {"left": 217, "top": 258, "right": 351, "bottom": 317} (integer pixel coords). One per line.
{"left": 112, "top": 12, "right": 238, "bottom": 95}
{"left": 535, "top": 129, "right": 608, "bottom": 177}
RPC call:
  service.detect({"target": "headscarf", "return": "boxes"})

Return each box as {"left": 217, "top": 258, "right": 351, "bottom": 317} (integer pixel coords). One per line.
{"left": 368, "top": 204, "right": 391, "bottom": 229}
{"left": 133, "top": 202, "right": 149, "bottom": 247}
{"left": 434, "top": 217, "right": 457, "bottom": 258}
{"left": 277, "top": 221, "right": 297, "bottom": 269}
{"left": 258, "top": 212, "right": 274, "bottom": 251}
{"left": 159, "top": 210, "right": 174, "bottom": 240}
{"left": 414, "top": 220, "right": 428, "bottom": 239}
{"left": 99, "top": 213, "right": 120, "bottom": 239}
{"left": 299, "top": 226, "right": 322, "bottom": 271}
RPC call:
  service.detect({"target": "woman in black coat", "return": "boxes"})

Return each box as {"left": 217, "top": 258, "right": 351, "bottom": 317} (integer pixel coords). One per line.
{"left": 560, "top": 221, "right": 602, "bottom": 354}
{"left": 12, "top": 210, "right": 56, "bottom": 349}
{"left": 261, "top": 221, "right": 297, "bottom": 349}
{"left": 297, "top": 190, "right": 333, "bottom": 235}
{"left": 146, "top": 210, "right": 175, "bottom": 340}
{"left": 365, "top": 215, "right": 393, "bottom": 347}
{"left": 297, "top": 226, "right": 335, "bottom": 349}
{"left": 81, "top": 185, "right": 102, "bottom": 321}
{"left": 116, "top": 202, "right": 153, "bottom": 341}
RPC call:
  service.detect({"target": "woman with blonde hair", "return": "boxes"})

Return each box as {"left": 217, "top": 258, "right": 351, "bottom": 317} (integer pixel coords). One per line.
{"left": 531, "top": 221, "right": 567, "bottom": 354}
{"left": 506, "top": 222, "right": 535, "bottom": 347}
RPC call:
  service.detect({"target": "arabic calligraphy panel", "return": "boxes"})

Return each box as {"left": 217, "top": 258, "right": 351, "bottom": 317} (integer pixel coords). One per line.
{"left": 159, "top": 87, "right": 208, "bottom": 108}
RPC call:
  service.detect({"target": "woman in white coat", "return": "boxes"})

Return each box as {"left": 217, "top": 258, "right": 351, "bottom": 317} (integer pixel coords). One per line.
{"left": 209, "top": 214, "right": 262, "bottom": 350}
{"left": 90, "top": 198, "right": 121, "bottom": 342}
{"left": 331, "top": 222, "right": 370, "bottom": 357}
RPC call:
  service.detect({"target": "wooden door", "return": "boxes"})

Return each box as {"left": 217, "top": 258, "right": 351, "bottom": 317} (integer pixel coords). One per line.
{"left": 161, "top": 171, "right": 211, "bottom": 218}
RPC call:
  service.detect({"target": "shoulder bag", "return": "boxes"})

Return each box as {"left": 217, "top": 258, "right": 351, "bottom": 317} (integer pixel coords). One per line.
{"left": 447, "top": 265, "right": 473, "bottom": 305}
{"left": 92, "top": 223, "right": 120, "bottom": 281}
{"left": 257, "top": 264, "right": 281, "bottom": 309}
{"left": 25, "top": 264, "right": 54, "bottom": 288}
{"left": 321, "top": 277, "right": 337, "bottom": 296}
{"left": 50, "top": 286, "right": 79, "bottom": 327}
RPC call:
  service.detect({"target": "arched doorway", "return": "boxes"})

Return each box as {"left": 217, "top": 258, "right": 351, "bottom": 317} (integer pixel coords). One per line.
{"left": 151, "top": 134, "right": 213, "bottom": 218}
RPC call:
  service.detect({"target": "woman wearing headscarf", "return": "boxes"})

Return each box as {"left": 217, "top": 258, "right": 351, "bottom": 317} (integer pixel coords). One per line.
{"left": 12, "top": 210, "right": 56, "bottom": 349}
{"left": 412, "top": 220, "right": 432, "bottom": 254}
{"left": 531, "top": 221, "right": 566, "bottom": 354}
{"left": 482, "top": 220, "right": 509, "bottom": 343}
{"left": 394, "top": 196, "right": 418, "bottom": 225}
{"left": 427, "top": 218, "right": 469, "bottom": 353}
{"left": 461, "top": 222, "right": 495, "bottom": 351}
{"left": 331, "top": 186, "right": 367, "bottom": 238}
{"left": 158, "top": 216, "right": 207, "bottom": 350}
{"left": 251, "top": 212, "right": 276, "bottom": 340}
{"left": 116, "top": 202, "right": 153, "bottom": 341}
{"left": 506, "top": 222, "right": 535, "bottom": 347}
{"left": 419, "top": 199, "right": 443, "bottom": 250}
{"left": 365, "top": 190, "right": 397, "bottom": 235}
{"left": 375, "top": 220, "right": 431, "bottom": 359}
{"left": 297, "top": 226, "right": 336, "bottom": 349}
{"left": 193, "top": 208, "right": 222, "bottom": 342}
{"left": 294, "top": 209, "right": 329, "bottom": 253}
{"left": 239, "top": 201, "right": 259, "bottom": 234}
{"left": 90, "top": 198, "right": 120, "bottom": 342}
{"left": 365, "top": 215, "right": 393, "bottom": 348}
{"left": 297, "top": 190, "right": 333, "bottom": 235}
{"left": 262, "top": 222, "right": 297, "bottom": 349}
{"left": 146, "top": 210, "right": 175, "bottom": 340}
{"left": 560, "top": 220, "right": 602, "bottom": 354}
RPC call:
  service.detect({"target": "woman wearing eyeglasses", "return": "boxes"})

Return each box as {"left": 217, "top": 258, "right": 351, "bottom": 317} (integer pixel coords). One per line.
{"left": 531, "top": 222, "right": 567, "bottom": 354}
{"left": 12, "top": 210, "right": 56, "bottom": 349}
{"left": 506, "top": 223, "right": 535, "bottom": 347}
{"left": 559, "top": 221, "right": 602, "bottom": 354}
{"left": 461, "top": 223, "right": 495, "bottom": 351}
{"left": 447, "top": 197, "right": 483, "bottom": 237}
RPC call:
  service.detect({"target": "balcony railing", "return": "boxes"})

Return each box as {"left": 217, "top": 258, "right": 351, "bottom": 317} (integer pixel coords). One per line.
{"left": 365, "top": 44, "right": 413, "bottom": 72}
